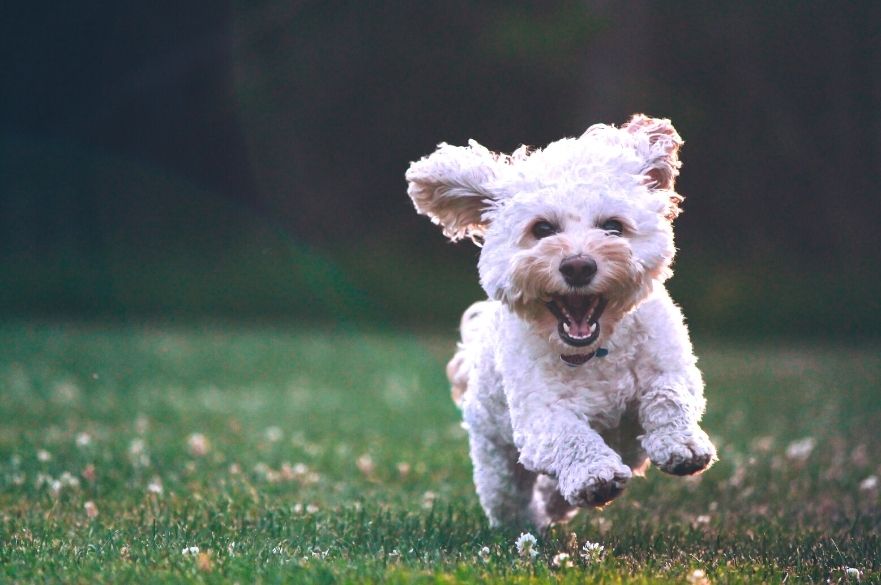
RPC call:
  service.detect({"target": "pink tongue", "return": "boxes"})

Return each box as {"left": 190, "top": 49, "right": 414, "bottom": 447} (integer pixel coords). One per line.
{"left": 569, "top": 318, "right": 592, "bottom": 338}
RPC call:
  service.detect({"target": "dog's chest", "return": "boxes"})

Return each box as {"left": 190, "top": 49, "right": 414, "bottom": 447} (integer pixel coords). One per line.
{"left": 493, "top": 306, "right": 648, "bottom": 431}
{"left": 547, "top": 357, "right": 638, "bottom": 430}
{"left": 497, "top": 344, "right": 640, "bottom": 432}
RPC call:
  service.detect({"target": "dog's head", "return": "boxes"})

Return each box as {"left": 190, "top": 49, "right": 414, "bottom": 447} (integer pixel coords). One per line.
{"left": 406, "top": 114, "right": 684, "bottom": 362}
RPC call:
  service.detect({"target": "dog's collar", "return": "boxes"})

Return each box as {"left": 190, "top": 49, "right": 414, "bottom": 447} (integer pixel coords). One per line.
{"left": 560, "top": 347, "right": 608, "bottom": 367}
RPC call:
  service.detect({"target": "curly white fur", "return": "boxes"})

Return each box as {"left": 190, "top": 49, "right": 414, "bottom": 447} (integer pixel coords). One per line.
{"left": 406, "top": 115, "right": 717, "bottom": 530}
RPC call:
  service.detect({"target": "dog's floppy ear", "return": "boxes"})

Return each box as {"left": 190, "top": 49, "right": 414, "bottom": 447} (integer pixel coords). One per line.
{"left": 622, "top": 114, "right": 685, "bottom": 219}
{"left": 406, "top": 140, "right": 503, "bottom": 242}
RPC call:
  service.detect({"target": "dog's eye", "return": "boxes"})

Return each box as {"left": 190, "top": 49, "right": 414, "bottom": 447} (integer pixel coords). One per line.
{"left": 531, "top": 220, "right": 558, "bottom": 239}
{"left": 600, "top": 219, "right": 624, "bottom": 235}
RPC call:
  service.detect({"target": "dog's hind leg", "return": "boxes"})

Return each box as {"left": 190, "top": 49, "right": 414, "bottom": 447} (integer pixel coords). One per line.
{"left": 457, "top": 301, "right": 537, "bottom": 527}
{"left": 468, "top": 432, "right": 537, "bottom": 528}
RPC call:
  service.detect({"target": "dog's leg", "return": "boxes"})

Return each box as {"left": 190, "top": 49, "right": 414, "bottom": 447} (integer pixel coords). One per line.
{"left": 468, "top": 432, "right": 536, "bottom": 528}
{"left": 459, "top": 308, "right": 540, "bottom": 527}
{"left": 638, "top": 373, "right": 717, "bottom": 475}
{"left": 509, "top": 405, "right": 633, "bottom": 509}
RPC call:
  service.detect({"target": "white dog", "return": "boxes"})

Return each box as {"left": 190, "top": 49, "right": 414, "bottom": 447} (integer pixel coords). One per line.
{"left": 406, "top": 115, "right": 717, "bottom": 529}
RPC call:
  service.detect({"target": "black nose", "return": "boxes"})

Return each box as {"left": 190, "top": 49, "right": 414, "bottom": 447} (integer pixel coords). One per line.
{"left": 559, "top": 255, "right": 597, "bottom": 287}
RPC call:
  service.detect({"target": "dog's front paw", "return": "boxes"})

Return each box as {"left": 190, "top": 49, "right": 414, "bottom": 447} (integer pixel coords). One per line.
{"left": 559, "top": 458, "right": 632, "bottom": 508}
{"left": 643, "top": 426, "right": 717, "bottom": 476}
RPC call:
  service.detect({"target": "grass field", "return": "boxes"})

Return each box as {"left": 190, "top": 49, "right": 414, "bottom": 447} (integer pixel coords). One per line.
{"left": 1, "top": 322, "right": 879, "bottom": 583}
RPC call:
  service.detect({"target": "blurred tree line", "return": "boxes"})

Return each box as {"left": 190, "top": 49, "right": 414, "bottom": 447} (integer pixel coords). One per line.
{"left": 1, "top": 1, "right": 879, "bottom": 337}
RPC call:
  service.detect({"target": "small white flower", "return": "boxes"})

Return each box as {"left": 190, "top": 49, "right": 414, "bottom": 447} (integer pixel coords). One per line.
{"left": 859, "top": 475, "right": 878, "bottom": 491}
{"left": 59, "top": 471, "right": 80, "bottom": 489}
{"left": 53, "top": 381, "right": 80, "bottom": 402}
{"left": 552, "top": 552, "right": 573, "bottom": 568}
{"left": 785, "top": 437, "right": 816, "bottom": 462}
{"left": 283, "top": 462, "right": 319, "bottom": 486}
{"left": 687, "top": 568, "right": 710, "bottom": 584}
{"left": 580, "top": 541, "right": 605, "bottom": 563}
{"left": 34, "top": 472, "right": 52, "bottom": 488}
{"left": 280, "top": 462, "right": 302, "bottom": 482}
{"left": 76, "top": 432, "right": 92, "bottom": 447}
{"left": 265, "top": 426, "right": 283, "bottom": 443}
{"left": 129, "top": 439, "right": 145, "bottom": 455}
{"left": 182, "top": 546, "right": 200, "bottom": 556}
{"left": 187, "top": 433, "right": 210, "bottom": 457}
{"left": 37, "top": 449, "right": 52, "bottom": 462}
{"left": 478, "top": 546, "right": 491, "bottom": 561}
{"left": 128, "top": 439, "right": 150, "bottom": 467}
{"left": 84, "top": 501, "right": 99, "bottom": 518}
{"left": 147, "top": 478, "right": 164, "bottom": 495}
{"left": 421, "top": 491, "right": 437, "bottom": 509}
{"left": 845, "top": 567, "right": 861, "bottom": 580}
{"left": 356, "top": 454, "right": 375, "bottom": 476}
{"left": 515, "top": 532, "right": 538, "bottom": 559}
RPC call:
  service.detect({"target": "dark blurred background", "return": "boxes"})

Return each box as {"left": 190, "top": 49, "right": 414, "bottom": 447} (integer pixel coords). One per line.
{"left": 2, "top": 1, "right": 879, "bottom": 338}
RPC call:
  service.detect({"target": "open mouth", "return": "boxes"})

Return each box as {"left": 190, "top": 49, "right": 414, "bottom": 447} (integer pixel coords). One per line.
{"left": 545, "top": 294, "right": 607, "bottom": 347}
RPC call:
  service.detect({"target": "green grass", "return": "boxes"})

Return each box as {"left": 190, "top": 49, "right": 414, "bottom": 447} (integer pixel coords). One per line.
{"left": 1, "top": 322, "right": 879, "bottom": 583}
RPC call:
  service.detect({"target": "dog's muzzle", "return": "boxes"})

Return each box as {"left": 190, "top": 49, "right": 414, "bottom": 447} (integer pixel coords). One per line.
{"left": 545, "top": 293, "right": 607, "bottom": 348}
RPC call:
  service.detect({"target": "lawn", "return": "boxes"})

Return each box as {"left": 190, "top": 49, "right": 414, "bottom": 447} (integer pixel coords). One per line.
{"left": 0, "top": 322, "right": 879, "bottom": 583}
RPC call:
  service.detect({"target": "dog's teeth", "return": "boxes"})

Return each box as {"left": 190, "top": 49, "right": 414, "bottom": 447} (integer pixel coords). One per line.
{"left": 562, "top": 322, "right": 571, "bottom": 334}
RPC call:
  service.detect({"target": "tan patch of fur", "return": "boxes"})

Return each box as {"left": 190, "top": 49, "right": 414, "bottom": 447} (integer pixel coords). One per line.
{"left": 505, "top": 234, "right": 657, "bottom": 342}
{"left": 585, "top": 238, "right": 650, "bottom": 314}
{"left": 507, "top": 238, "right": 575, "bottom": 319}
{"left": 446, "top": 351, "right": 468, "bottom": 406}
